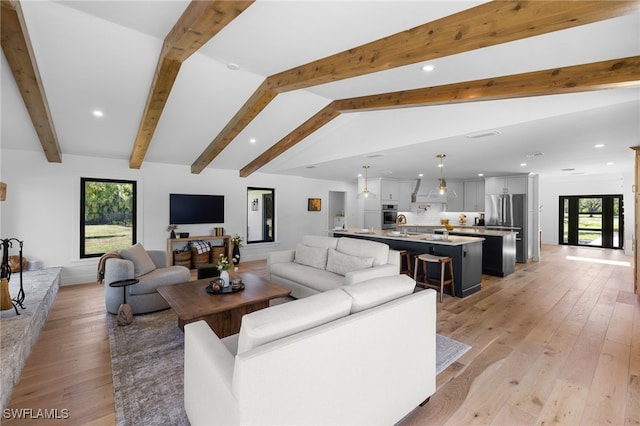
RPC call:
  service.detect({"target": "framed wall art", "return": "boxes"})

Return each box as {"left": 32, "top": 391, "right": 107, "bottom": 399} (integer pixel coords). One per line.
{"left": 307, "top": 198, "right": 321, "bottom": 211}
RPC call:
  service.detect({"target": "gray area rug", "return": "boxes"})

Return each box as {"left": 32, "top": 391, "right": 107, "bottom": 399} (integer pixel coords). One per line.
{"left": 107, "top": 299, "right": 470, "bottom": 425}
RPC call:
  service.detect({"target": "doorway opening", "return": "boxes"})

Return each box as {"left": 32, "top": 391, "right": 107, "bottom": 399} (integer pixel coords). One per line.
{"left": 558, "top": 195, "right": 623, "bottom": 249}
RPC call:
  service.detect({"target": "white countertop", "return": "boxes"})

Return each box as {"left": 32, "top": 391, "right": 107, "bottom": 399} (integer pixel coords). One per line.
{"left": 397, "top": 224, "right": 514, "bottom": 236}
{"left": 437, "top": 227, "right": 516, "bottom": 237}
{"left": 331, "top": 228, "right": 484, "bottom": 246}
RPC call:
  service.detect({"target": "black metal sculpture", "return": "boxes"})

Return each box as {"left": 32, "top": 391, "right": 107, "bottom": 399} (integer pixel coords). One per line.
{"left": 0, "top": 238, "right": 24, "bottom": 315}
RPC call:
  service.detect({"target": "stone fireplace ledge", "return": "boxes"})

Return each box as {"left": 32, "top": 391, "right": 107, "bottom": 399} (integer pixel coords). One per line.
{"left": 0, "top": 267, "right": 62, "bottom": 410}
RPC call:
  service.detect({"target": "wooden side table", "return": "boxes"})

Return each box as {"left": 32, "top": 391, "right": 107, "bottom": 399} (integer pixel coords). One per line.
{"left": 109, "top": 278, "right": 139, "bottom": 326}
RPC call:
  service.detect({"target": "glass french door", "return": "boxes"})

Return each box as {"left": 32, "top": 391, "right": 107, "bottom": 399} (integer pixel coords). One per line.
{"left": 559, "top": 195, "right": 623, "bottom": 249}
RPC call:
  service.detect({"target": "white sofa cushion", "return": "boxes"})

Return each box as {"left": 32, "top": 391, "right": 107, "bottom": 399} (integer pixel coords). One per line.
{"left": 269, "top": 262, "right": 346, "bottom": 293}
{"left": 335, "top": 237, "right": 389, "bottom": 266}
{"left": 341, "top": 274, "right": 417, "bottom": 313}
{"left": 301, "top": 235, "right": 339, "bottom": 249}
{"left": 293, "top": 243, "right": 328, "bottom": 270}
{"left": 326, "top": 248, "right": 374, "bottom": 276}
{"left": 237, "top": 289, "right": 352, "bottom": 354}
{"left": 118, "top": 243, "right": 156, "bottom": 277}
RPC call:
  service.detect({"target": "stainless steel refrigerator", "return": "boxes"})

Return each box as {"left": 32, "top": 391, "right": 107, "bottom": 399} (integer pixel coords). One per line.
{"left": 485, "top": 193, "right": 527, "bottom": 263}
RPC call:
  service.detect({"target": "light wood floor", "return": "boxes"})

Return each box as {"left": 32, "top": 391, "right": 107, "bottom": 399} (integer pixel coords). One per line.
{"left": 4, "top": 245, "right": 639, "bottom": 425}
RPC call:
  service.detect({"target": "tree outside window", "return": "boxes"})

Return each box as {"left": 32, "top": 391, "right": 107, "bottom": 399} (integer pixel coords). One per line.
{"left": 81, "top": 178, "right": 136, "bottom": 258}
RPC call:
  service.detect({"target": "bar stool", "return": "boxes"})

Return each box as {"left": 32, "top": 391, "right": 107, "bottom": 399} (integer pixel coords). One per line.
{"left": 413, "top": 253, "right": 455, "bottom": 302}
{"left": 398, "top": 250, "right": 412, "bottom": 276}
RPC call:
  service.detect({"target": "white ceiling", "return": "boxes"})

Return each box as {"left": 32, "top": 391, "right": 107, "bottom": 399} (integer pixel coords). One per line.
{"left": 2, "top": 1, "right": 639, "bottom": 183}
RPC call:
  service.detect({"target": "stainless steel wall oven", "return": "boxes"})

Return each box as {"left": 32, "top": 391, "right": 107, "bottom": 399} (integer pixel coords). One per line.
{"left": 382, "top": 204, "right": 398, "bottom": 230}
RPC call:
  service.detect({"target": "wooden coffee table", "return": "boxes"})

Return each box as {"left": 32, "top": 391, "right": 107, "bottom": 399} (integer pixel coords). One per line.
{"left": 157, "top": 272, "right": 291, "bottom": 337}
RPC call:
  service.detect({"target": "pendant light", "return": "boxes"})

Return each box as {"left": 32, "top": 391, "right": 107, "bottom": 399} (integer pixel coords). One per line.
{"left": 428, "top": 154, "right": 457, "bottom": 198}
{"left": 358, "top": 165, "right": 377, "bottom": 199}
{"left": 437, "top": 154, "right": 447, "bottom": 195}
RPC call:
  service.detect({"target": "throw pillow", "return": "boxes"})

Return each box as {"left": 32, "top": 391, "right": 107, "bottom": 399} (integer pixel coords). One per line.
{"left": 325, "top": 248, "right": 374, "bottom": 276}
{"left": 119, "top": 243, "right": 157, "bottom": 277}
{"left": 294, "top": 244, "right": 329, "bottom": 270}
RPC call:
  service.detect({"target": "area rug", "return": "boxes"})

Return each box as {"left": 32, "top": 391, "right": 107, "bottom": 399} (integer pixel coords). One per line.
{"left": 107, "top": 302, "right": 470, "bottom": 425}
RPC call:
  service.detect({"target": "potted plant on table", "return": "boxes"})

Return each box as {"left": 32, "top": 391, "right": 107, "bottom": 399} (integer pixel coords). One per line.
{"left": 167, "top": 224, "right": 178, "bottom": 239}
{"left": 216, "top": 254, "right": 233, "bottom": 287}
{"left": 231, "top": 234, "right": 243, "bottom": 265}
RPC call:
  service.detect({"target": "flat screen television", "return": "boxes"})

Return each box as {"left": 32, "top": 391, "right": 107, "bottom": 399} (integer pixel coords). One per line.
{"left": 170, "top": 193, "right": 224, "bottom": 224}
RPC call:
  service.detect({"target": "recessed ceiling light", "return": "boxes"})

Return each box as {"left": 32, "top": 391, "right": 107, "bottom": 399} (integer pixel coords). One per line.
{"left": 227, "top": 63, "right": 240, "bottom": 71}
{"left": 421, "top": 64, "right": 435, "bottom": 72}
{"left": 478, "top": 173, "right": 484, "bottom": 177}
{"left": 357, "top": 173, "right": 362, "bottom": 177}
{"left": 520, "top": 163, "right": 527, "bottom": 167}
{"left": 594, "top": 144, "right": 605, "bottom": 148}
{"left": 465, "top": 129, "right": 501, "bottom": 139}
{"left": 418, "top": 173, "right": 424, "bottom": 177}
{"left": 607, "top": 162, "right": 614, "bottom": 166}
{"left": 93, "top": 110, "right": 104, "bottom": 117}
{"left": 249, "top": 138, "right": 256, "bottom": 144}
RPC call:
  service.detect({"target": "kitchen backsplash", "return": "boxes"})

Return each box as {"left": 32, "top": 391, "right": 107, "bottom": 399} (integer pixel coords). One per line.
{"left": 398, "top": 209, "right": 484, "bottom": 225}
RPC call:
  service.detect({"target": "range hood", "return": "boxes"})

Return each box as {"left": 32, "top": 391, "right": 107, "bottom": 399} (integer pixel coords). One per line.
{"left": 410, "top": 179, "right": 420, "bottom": 203}
{"left": 412, "top": 179, "right": 447, "bottom": 202}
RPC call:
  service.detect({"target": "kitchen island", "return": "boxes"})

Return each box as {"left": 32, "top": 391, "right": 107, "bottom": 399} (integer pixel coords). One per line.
{"left": 433, "top": 227, "right": 516, "bottom": 277}
{"left": 332, "top": 229, "right": 483, "bottom": 298}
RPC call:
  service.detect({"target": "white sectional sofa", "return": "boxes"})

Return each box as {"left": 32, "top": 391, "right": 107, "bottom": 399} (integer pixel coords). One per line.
{"left": 184, "top": 274, "right": 436, "bottom": 426}
{"left": 267, "top": 235, "right": 401, "bottom": 298}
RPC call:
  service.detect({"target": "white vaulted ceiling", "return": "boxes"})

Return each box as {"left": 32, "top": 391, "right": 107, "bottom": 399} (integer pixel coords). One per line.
{"left": 2, "top": 1, "right": 639, "bottom": 183}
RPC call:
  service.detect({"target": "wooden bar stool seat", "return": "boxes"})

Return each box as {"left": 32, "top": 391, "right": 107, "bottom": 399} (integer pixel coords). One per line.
{"left": 413, "top": 253, "right": 455, "bottom": 302}
{"left": 399, "top": 250, "right": 412, "bottom": 276}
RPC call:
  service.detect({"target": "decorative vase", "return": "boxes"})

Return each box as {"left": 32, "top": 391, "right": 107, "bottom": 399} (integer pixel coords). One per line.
{"left": 170, "top": 230, "right": 176, "bottom": 239}
{"left": 220, "top": 270, "right": 230, "bottom": 288}
{"left": 232, "top": 245, "right": 241, "bottom": 265}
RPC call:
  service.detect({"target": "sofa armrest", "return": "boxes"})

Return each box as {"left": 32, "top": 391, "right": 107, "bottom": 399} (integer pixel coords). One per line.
{"left": 344, "top": 264, "right": 399, "bottom": 285}
{"left": 267, "top": 249, "right": 295, "bottom": 270}
{"left": 184, "top": 321, "right": 239, "bottom": 425}
{"left": 147, "top": 250, "right": 168, "bottom": 268}
{"left": 387, "top": 249, "right": 400, "bottom": 268}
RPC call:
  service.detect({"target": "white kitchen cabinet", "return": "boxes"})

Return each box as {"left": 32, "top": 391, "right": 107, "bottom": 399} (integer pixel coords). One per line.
{"left": 364, "top": 210, "right": 381, "bottom": 230}
{"left": 507, "top": 176, "right": 527, "bottom": 194}
{"left": 485, "top": 175, "right": 527, "bottom": 195}
{"left": 398, "top": 181, "right": 413, "bottom": 211}
{"left": 380, "top": 179, "right": 399, "bottom": 202}
{"left": 445, "top": 180, "right": 464, "bottom": 211}
{"left": 464, "top": 180, "right": 485, "bottom": 211}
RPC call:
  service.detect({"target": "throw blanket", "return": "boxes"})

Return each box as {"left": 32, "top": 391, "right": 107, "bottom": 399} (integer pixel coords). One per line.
{"left": 189, "top": 240, "right": 210, "bottom": 254}
{"left": 97, "top": 251, "right": 121, "bottom": 283}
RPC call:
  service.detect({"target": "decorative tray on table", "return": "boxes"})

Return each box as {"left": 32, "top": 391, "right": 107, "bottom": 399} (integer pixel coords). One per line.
{"left": 206, "top": 278, "right": 245, "bottom": 294}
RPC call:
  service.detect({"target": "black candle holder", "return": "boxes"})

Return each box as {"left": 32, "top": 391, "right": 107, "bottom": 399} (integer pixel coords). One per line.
{"left": 1, "top": 238, "right": 25, "bottom": 315}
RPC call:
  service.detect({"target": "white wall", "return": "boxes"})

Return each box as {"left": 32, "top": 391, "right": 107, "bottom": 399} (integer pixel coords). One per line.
{"left": 538, "top": 172, "right": 634, "bottom": 254}
{"left": 0, "top": 150, "right": 357, "bottom": 285}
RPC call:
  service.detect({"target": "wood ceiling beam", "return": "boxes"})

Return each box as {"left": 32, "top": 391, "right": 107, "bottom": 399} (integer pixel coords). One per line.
{"left": 334, "top": 56, "right": 640, "bottom": 112}
{"left": 191, "top": 80, "right": 278, "bottom": 174}
{"left": 239, "top": 103, "right": 341, "bottom": 177}
{"left": 269, "top": 1, "right": 640, "bottom": 92}
{"left": 129, "top": 0, "right": 254, "bottom": 169}
{"left": 193, "top": 0, "right": 639, "bottom": 174}
{"left": 1, "top": 0, "right": 62, "bottom": 163}
{"left": 240, "top": 56, "right": 640, "bottom": 177}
